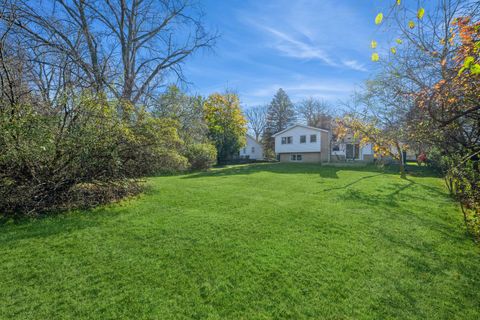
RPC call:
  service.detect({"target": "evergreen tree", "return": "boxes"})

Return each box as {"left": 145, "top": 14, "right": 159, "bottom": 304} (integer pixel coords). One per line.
{"left": 263, "top": 88, "right": 296, "bottom": 156}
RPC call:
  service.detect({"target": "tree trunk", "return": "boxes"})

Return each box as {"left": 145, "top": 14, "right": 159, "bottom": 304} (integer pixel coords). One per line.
{"left": 395, "top": 142, "right": 406, "bottom": 178}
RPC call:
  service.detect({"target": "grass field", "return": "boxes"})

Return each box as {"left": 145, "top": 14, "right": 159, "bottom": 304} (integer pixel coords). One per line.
{"left": 1, "top": 163, "right": 479, "bottom": 319}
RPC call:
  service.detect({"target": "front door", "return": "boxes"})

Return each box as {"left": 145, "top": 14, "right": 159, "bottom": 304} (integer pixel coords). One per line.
{"left": 346, "top": 144, "right": 360, "bottom": 160}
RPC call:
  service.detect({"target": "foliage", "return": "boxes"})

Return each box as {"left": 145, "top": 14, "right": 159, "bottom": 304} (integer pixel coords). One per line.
{"left": 184, "top": 142, "right": 217, "bottom": 170}
{"left": 153, "top": 85, "right": 208, "bottom": 144}
{"left": 203, "top": 92, "right": 247, "bottom": 163}
{"left": 369, "top": 1, "right": 480, "bottom": 238}
{"left": 0, "top": 94, "right": 187, "bottom": 215}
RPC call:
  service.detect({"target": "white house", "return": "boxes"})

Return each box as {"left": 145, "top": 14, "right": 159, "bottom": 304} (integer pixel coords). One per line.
{"left": 273, "top": 124, "right": 375, "bottom": 163}
{"left": 239, "top": 134, "right": 264, "bottom": 160}
{"left": 331, "top": 133, "right": 374, "bottom": 162}
{"left": 273, "top": 124, "right": 330, "bottom": 162}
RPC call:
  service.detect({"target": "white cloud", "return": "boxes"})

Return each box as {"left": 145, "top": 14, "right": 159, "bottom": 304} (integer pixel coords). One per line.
{"left": 238, "top": 0, "right": 373, "bottom": 72}
{"left": 341, "top": 60, "right": 367, "bottom": 72}
{"left": 258, "top": 25, "right": 336, "bottom": 66}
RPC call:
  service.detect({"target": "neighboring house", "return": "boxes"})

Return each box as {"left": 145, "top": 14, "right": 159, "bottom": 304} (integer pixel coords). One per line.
{"left": 239, "top": 134, "right": 264, "bottom": 160}
{"left": 273, "top": 124, "right": 330, "bottom": 162}
{"left": 331, "top": 133, "right": 374, "bottom": 162}
{"left": 273, "top": 124, "right": 374, "bottom": 163}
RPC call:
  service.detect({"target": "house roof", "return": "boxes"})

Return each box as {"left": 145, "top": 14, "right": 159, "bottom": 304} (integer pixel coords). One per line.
{"left": 272, "top": 124, "right": 330, "bottom": 137}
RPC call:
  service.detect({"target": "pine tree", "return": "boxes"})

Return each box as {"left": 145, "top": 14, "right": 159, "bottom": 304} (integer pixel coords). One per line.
{"left": 263, "top": 88, "right": 296, "bottom": 156}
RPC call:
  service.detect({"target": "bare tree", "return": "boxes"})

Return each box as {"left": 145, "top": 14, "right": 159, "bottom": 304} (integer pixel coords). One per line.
{"left": 2, "top": 0, "right": 216, "bottom": 105}
{"left": 244, "top": 105, "right": 267, "bottom": 141}
{"left": 296, "top": 97, "right": 333, "bottom": 129}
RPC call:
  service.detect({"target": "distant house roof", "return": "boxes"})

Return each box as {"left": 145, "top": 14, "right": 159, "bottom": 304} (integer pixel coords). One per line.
{"left": 272, "top": 124, "right": 329, "bottom": 137}
{"left": 246, "top": 133, "right": 257, "bottom": 141}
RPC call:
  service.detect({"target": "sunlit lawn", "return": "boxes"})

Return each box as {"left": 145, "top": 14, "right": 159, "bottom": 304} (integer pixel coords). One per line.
{"left": 1, "top": 163, "right": 479, "bottom": 319}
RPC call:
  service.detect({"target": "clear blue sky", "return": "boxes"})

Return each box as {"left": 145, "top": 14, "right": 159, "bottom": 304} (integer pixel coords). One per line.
{"left": 183, "top": 0, "right": 385, "bottom": 109}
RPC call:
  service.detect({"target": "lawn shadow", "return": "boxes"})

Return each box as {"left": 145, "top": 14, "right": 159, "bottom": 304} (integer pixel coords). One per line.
{"left": 182, "top": 162, "right": 440, "bottom": 181}
{"left": 182, "top": 162, "right": 394, "bottom": 180}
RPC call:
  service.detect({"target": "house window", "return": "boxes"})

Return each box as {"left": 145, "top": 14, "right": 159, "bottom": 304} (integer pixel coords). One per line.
{"left": 282, "top": 136, "right": 293, "bottom": 144}
{"left": 243, "top": 148, "right": 247, "bottom": 154}
{"left": 251, "top": 147, "right": 255, "bottom": 153}
{"left": 291, "top": 154, "right": 303, "bottom": 161}
{"left": 300, "top": 135, "right": 306, "bottom": 143}
{"left": 310, "top": 134, "right": 317, "bottom": 143}
{"left": 332, "top": 144, "right": 340, "bottom": 152}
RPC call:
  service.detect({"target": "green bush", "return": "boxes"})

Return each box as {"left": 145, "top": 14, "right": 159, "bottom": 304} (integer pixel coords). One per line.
{"left": 185, "top": 143, "right": 217, "bottom": 170}
{"left": 0, "top": 94, "right": 188, "bottom": 216}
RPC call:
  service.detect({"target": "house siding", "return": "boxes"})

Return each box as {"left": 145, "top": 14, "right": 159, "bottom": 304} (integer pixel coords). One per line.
{"left": 280, "top": 152, "right": 322, "bottom": 163}
{"left": 240, "top": 135, "right": 263, "bottom": 160}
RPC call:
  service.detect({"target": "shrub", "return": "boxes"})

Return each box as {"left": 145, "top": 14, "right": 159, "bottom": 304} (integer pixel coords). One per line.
{"left": 185, "top": 143, "right": 217, "bottom": 170}
{"left": 0, "top": 94, "right": 188, "bottom": 216}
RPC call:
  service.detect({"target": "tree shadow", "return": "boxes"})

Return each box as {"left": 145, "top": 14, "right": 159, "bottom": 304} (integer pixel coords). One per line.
{"left": 320, "top": 173, "right": 385, "bottom": 191}
{"left": 182, "top": 162, "right": 441, "bottom": 181}
{"left": 182, "top": 162, "right": 391, "bottom": 180}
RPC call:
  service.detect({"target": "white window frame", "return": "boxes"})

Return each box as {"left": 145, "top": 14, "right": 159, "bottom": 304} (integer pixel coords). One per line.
{"left": 310, "top": 134, "right": 317, "bottom": 143}
{"left": 300, "top": 135, "right": 306, "bottom": 144}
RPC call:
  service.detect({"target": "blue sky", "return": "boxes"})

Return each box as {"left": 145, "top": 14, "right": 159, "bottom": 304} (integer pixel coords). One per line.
{"left": 183, "top": 0, "right": 384, "bottom": 109}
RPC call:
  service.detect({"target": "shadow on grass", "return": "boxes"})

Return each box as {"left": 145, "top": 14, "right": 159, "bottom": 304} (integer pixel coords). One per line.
{"left": 182, "top": 162, "right": 441, "bottom": 180}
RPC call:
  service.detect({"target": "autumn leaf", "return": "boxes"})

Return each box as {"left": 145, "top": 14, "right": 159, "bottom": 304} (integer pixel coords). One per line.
{"left": 417, "top": 8, "right": 425, "bottom": 20}
{"left": 471, "top": 63, "right": 480, "bottom": 75}
{"left": 375, "top": 13, "right": 383, "bottom": 25}
{"left": 396, "top": 38, "right": 403, "bottom": 44}
{"left": 371, "top": 53, "right": 379, "bottom": 62}
{"left": 409, "top": 21, "right": 415, "bottom": 29}
{"left": 371, "top": 40, "right": 377, "bottom": 49}
{"left": 396, "top": 0, "right": 401, "bottom": 5}
{"left": 391, "top": 47, "right": 397, "bottom": 54}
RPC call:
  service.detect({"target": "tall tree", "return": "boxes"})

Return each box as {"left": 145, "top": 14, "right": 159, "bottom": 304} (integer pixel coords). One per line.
{"left": 203, "top": 93, "right": 247, "bottom": 163}
{"left": 296, "top": 97, "right": 333, "bottom": 129}
{"left": 2, "top": 0, "right": 216, "bottom": 105}
{"left": 263, "top": 88, "right": 296, "bottom": 155}
{"left": 244, "top": 105, "right": 267, "bottom": 141}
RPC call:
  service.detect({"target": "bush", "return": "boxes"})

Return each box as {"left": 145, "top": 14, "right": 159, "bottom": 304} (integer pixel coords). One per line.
{"left": 185, "top": 143, "right": 217, "bottom": 170}
{"left": 0, "top": 94, "right": 188, "bottom": 216}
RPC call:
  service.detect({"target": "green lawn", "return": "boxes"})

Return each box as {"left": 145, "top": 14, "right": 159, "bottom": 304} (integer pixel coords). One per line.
{"left": 1, "top": 163, "right": 479, "bottom": 319}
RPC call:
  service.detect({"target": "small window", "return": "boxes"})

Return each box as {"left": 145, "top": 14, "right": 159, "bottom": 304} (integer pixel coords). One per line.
{"left": 332, "top": 144, "right": 340, "bottom": 152}
{"left": 310, "top": 134, "right": 317, "bottom": 143}
{"left": 287, "top": 136, "right": 292, "bottom": 144}
{"left": 251, "top": 147, "right": 255, "bottom": 153}
{"left": 243, "top": 148, "right": 247, "bottom": 154}
{"left": 281, "top": 137, "right": 287, "bottom": 144}
{"left": 300, "top": 135, "right": 306, "bottom": 143}
{"left": 291, "top": 154, "right": 302, "bottom": 161}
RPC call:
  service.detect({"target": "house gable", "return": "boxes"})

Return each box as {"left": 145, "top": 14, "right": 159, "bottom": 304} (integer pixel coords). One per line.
{"left": 274, "top": 125, "right": 327, "bottom": 154}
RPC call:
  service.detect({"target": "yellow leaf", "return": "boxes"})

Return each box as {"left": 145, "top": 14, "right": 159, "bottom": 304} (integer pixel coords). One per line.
{"left": 391, "top": 47, "right": 397, "bottom": 54}
{"left": 396, "top": 38, "right": 403, "bottom": 44}
{"left": 371, "top": 40, "right": 377, "bottom": 49}
{"left": 371, "top": 53, "right": 379, "bottom": 62}
{"left": 396, "top": 0, "right": 401, "bottom": 5}
{"left": 375, "top": 13, "right": 383, "bottom": 25}
{"left": 408, "top": 20, "right": 415, "bottom": 29}
{"left": 417, "top": 8, "right": 425, "bottom": 20}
